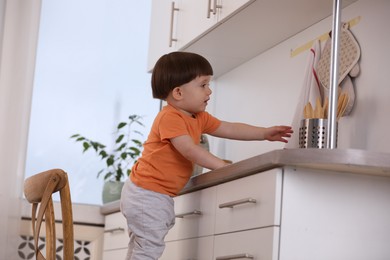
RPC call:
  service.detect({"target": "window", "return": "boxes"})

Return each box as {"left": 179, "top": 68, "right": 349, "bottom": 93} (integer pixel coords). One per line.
{"left": 25, "top": 0, "right": 158, "bottom": 205}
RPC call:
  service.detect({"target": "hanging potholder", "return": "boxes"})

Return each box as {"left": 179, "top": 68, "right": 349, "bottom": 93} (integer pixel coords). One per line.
{"left": 317, "top": 22, "right": 361, "bottom": 89}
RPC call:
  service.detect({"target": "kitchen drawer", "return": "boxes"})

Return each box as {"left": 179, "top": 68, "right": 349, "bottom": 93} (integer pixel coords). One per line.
{"left": 165, "top": 186, "right": 217, "bottom": 241}
{"left": 215, "top": 169, "right": 282, "bottom": 234}
{"left": 160, "top": 235, "right": 214, "bottom": 260}
{"left": 103, "top": 211, "right": 128, "bottom": 250}
{"left": 213, "top": 227, "right": 280, "bottom": 260}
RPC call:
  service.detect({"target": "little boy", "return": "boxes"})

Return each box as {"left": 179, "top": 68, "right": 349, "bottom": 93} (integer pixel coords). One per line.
{"left": 120, "top": 51, "right": 292, "bottom": 260}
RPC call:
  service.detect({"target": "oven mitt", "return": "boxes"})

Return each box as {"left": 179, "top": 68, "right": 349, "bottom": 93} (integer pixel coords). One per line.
{"left": 317, "top": 22, "right": 361, "bottom": 87}
{"left": 317, "top": 22, "right": 360, "bottom": 116}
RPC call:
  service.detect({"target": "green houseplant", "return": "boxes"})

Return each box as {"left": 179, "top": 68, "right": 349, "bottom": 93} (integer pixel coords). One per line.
{"left": 70, "top": 114, "right": 144, "bottom": 203}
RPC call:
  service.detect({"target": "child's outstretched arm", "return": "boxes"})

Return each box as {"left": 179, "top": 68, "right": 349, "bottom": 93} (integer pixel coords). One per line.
{"left": 211, "top": 121, "right": 293, "bottom": 143}
{"left": 170, "top": 135, "right": 229, "bottom": 170}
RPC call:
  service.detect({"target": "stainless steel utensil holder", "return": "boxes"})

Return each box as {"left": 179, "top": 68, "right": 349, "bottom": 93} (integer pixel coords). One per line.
{"left": 299, "top": 119, "right": 338, "bottom": 149}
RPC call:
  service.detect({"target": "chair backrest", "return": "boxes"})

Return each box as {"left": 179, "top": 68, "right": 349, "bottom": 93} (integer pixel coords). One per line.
{"left": 24, "top": 169, "right": 74, "bottom": 260}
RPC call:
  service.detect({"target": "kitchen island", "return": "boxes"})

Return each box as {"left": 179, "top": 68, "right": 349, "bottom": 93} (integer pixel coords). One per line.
{"left": 101, "top": 148, "right": 390, "bottom": 259}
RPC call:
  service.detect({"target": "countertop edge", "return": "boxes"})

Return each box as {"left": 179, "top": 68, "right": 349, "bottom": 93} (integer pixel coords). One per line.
{"left": 181, "top": 148, "right": 390, "bottom": 194}
{"left": 101, "top": 148, "right": 390, "bottom": 215}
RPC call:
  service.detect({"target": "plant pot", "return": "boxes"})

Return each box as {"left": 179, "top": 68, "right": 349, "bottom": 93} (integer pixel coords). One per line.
{"left": 102, "top": 180, "right": 124, "bottom": 204}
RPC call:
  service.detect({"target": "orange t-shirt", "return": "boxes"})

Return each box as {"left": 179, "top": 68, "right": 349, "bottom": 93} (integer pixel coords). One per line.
{"left": 130, "top": 104, "right": 221, "bottom": 196}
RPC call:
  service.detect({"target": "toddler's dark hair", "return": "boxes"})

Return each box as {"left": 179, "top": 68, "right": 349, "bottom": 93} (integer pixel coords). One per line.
{"left": 151, "top": 52, "right": 213, "bottom": 99}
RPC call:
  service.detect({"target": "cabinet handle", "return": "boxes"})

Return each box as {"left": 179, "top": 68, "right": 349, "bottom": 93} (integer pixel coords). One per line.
{"left": 219, "top": 198, "right": 257, "bottom": 209}
{"left": 207, "top": 0, "right": 212, "bottom": 18}
{"left": 212, "top": 0, "right": 222, "bottom": 15}
{"left": 169, "top": 2, "right": 179, "bottom": 47}
{"left": 207, "top": 0, "right": 222, "bottom": 18}
{"left": 216, "top": 253, "right": 254, "bottom": 260}
{"left": 104, "top": 227, "right": 125, "bottom": 234}
{"left": 175, "top": 210, "right": 202, "bottom": 218}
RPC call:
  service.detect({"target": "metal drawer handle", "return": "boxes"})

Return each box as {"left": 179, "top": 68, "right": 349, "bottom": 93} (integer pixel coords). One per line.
{"left": 169, "top": 1, "right": 179, "bottom": 47}
{"left": 104, "top": 227, "right": 125, "bottom": 234}
{"left": 219, "top": 198, "right": 257, "bottom": 208}
{"left": 216, "top": 253, "right": 254, "bottom": 260}
{"left": 175, "top": 210, "right": 202, "bottom": 218}
{"left": 207, "top": 0, "right": 212, "bottom": 18}
{"left": 212, "top": 0, "right": 222, "bottom": 15}
{"left": 207, "top": 0, "right": 222, "bottom": 18}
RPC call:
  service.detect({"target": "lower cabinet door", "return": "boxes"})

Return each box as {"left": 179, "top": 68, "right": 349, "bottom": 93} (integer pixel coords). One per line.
{"left": 103, "top": 212, "right": 128, "bottom": 251}
{"left": 213, "top": 227, "right": 280, "bottom": 260}
{"left": 160, "top": 236, "right": 214, "bottom": 260}
{"left": 215, "top": 169, "right": 282, "bottom": 234}
{"left": 166, "top": 186, "right": 217, "bottom": 241}
{"left": 103, "top": 248, "right": 127, "bottom": 259}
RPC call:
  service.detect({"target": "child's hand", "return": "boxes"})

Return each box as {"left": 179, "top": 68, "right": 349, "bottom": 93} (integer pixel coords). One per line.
{"left": 264, "top": 126, "right": 293, "bottom": 143}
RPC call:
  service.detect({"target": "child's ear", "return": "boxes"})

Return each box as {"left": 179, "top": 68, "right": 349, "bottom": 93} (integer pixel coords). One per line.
{"left": 172, "top": 87, "right": 183, "bottom": 100}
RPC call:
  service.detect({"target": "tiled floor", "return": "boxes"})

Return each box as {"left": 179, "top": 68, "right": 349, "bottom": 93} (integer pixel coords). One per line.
{"left": 17, "top": 235, "right": 92, "bottom": 260}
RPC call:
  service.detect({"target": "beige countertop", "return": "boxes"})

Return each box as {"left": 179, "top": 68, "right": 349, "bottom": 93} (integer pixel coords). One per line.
{"left": 101, "top": 148, "right": 390, "bottom": 215}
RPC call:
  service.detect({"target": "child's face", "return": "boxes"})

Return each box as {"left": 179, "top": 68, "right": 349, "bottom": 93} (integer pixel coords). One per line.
{"left": 178, "top": 75, "right": 212, "bottom": 115}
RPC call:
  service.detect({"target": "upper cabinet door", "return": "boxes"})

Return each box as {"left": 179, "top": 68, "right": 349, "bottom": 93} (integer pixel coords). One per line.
{"left": 147, "top": 0, "right": 255, "bottom": 73}
{"left": 176, "top": 0, "right": 218, "bottom": 49}
{"left": 177, "top": 0, "right": 254, "bottom": 50}
{"left": 147, "top": 0, "right": 180, "bottom": 72}
{"left": 216, "top": 0, "right": 255, "bottom": 21}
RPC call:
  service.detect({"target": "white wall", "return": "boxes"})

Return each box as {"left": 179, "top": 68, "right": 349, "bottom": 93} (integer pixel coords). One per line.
{"left": 210, "top": 0, "right": 390, "bottom": 163}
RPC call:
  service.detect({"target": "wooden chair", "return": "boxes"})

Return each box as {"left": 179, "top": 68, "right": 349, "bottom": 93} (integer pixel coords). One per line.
{"left": 24, "top": 169, "right": 74, "bottom": 260}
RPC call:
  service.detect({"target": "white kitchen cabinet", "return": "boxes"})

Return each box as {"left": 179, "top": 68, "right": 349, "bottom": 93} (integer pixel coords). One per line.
{"left": 148, "top": 0, "right": 358, "bottom": 77}
{"left": 176, "top": 0, "right": 254, "bottom": 50}
{"left": 156, "top": 162, "right": 390, "bottom": 259}
{"left": 102, "top": 211, "right": 128, "bottom": 259}
{"left": 147, "top": 0, "right": 180, "bottom": 71}
{"left": 174, "top": 0, "right": 217, "bottom": 51}
{"left": 216, "top": 0, "right": 255, "bottom": 21}
{"left": 147, "top": 0, "right": 255, "bottom": 72}
{"left": 214, "top": 227, "right": 279, "bottom": 260}
{"left": 215, "top": 169, "right": 282, "bottom": 234}
{"left": 160, "top": 169, "right": 282, "bottom": 259}
{"left": 166, "top": 186, "right": 217, "bottom": 241}
{"left": 161, "top": 236, "right": 214, "bottom": 260}
{"left": 279, "top": 167, "right": 390, "bottom": 260}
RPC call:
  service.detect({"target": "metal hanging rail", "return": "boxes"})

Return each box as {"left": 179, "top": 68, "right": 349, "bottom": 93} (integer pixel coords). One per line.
{"left": 326, "top": 0, "right": 342, "bottom": 149}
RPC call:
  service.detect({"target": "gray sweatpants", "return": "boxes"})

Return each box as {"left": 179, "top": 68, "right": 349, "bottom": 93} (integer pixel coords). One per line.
{"left": 120, "top": 179, "right": 175, "bottom": 260}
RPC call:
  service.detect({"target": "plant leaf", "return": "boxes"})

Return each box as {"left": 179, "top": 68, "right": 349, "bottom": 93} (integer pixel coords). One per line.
{"left": 129, "top": 147, "right": 141, "bottom": 154}
{"left": 76, "top": 137, "right": 86, "bottom": 142}
{"left": 97, "top": 169, "right": 104, "bottom": 179}
{"left": 117, "top": 122, "right": 127, "bottom": 129}
{"left": 91, "top": 141, "right": 102, "bottom": 152}
{"left": 115, "top": 143, "right": 126, "bottom": 152}
{"left": 116, "top": 135, "right": 124, "bottom": 143}
{"left": 132, "top": 139, "right": 143, "bottom": 146}
{"left": 99, "top": 150, "right": 108, "bottom": 158}
{"left": 106, "top": 156, "right": 114, "bottom": 166}
{"left": 116, "top": 168, "right": 123, "bottom": 181}
{"left": 103, "top": 172, "right": 113, "bottom": 180}
{"left": 82, "top": 142, "right": 90, "bottom": 152}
